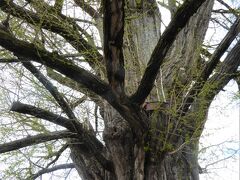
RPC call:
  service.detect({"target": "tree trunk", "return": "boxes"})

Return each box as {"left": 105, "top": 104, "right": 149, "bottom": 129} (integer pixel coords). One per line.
{"left": 102, "top": 107, "right": 201, "bottom": 180}
{"left": 71, "top": 0, "right": 214, "bottom": 179}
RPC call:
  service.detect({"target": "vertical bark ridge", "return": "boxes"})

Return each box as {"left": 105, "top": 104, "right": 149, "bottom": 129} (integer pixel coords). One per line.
{"left": 124, "top": 0, "right": 161, "bottom": 98}
{"left": 104, "top": 0, "right": 125, "bottom": 95}
{"left": 162, "top": 0, "right": 214, "bottom": 93}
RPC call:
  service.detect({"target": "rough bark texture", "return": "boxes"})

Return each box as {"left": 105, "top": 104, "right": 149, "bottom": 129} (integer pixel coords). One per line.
{"left": 93, "top": 1, "right": 214, "bottom": 179}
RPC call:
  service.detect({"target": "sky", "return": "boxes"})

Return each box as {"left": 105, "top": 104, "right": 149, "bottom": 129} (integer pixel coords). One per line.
{"left": 199, "top": 80, "right": 239, "bottom": 180}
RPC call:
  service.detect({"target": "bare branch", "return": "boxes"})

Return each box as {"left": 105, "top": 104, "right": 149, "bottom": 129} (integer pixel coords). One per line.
{"left": 46, "top": 144, "right": 69, "bottom": 168}
{"left": 54, "top": 0, "right": 64, "bottom": 13}
{"left": 103, "top": 0, "right": 125, "bottom": 94}
{"left": 10, "top": 101, "right": 114, "bottom": 172}
{"left": 212, "top": 9, "right": 240, "bottom": 16}
{"left": 202, "top": 149, "right": 239, "bottom": 172}
{"left": 30, "top": 163, "right": 75, "bottom": 180}
{"left": 10, "top": 101, "right": 84, "bottom": 134}
{"left": 0, "top": 0, "right": 102, "bottom": 64}
{"left": 131, "top": 0, "right": 207, "bottom": 105}
{"left": 216, "top": 0, "right": 237, "bottom": 16}
{"left": 0, "top": 28, "right": 112, "bottom": 103}
{"left": 0, "top": 58, "right": 20, "bottom": 63}
{"left": 70, "top": 95, "right": 88, "bottom": 109}
{"left": 21, "top": 61, "right": 76, "bottom": 119}
{"left": 0, "top": 131, "right": 77, "bottom": 154}
{"left": 46, "top": 68, "right": 100, "bottom": 104}
{"left": 180, "top": 17, "right": 240, "bottom": 115}
{"left": 203, "top": 40, "right": 240, "bottom": 101}
{"left": 74, "top": 0, "right": 100, "bottom": 19}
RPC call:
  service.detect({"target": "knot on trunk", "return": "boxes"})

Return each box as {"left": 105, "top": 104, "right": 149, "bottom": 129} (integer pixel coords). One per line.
{"left": 103, "top": 113, "right": 132, "bottom": 141}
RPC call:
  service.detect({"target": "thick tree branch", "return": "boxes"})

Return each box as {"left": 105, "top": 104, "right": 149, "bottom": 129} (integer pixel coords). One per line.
{"left": 0, "top": 27, "right": 112, "bottom": 102}
{"left": 46, "top": 68, "right": 101, "bottom": 105}
{"left": 103, "top": 0, "right": 125, "bottom": 94}
{"left": 0, "top": 131, "right": 77, "bottom": 154}
{"left": 206, "top": 19, "right": 239, "bottom": 58}
{"left": 0, "top": 28, "right": 148, "bottom": 133}
{"left": 181, "top": 39, "right": 240, "bottom": 139}
{"left": 0, "top": 58, "right": 20, "bottom": 63}
{"left": 21, "top": 61, "right": 76, "bottom": 119}
{"left": 180, "top": 17, "right": 240, "bottom": 115}
{"left": 10, "top": 101, "right": 84, "bottom": 134}
{"left": 0, "top": 0, "right": 102, "bottom": 64}
{"left": 54, "top": 0, "right": 64, "bottom": 13}
{"left": 168, "top": 0, "right": 177, "bottom": 17}
{"left": 216, "top": 0, "right": 237, "bottom": 15}
{"left": 70, "top": 95, "right": 88, "bottom": 109}
{"left": 203, "top": 40, "right": 240, "bottom": 101}
{"left": 21, "top": 61, "right": 115, "bottom": 172}
{"left": 131, "top": 0, "right": 207, "bottom": 105}
{"left": 234, "top": 73, "right": 240, "bottom": 91}
{"left": 46, "top": 144, "right": 69, "bottom": 168}
{"left": 31, "top": 163, "right": 75, "bottom": 180}
{"left": 74, "top": 0, "right": 100, "bottom": 19}
{"left": 10, "top": 101, "right": 114, "bottom": 172}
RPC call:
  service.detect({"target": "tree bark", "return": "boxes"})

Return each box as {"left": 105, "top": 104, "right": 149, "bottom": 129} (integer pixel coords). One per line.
{"left": 91, "top": 1, "right": 214, "bottom": 179}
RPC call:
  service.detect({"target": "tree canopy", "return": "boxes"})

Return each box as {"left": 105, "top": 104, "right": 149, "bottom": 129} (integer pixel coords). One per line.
{"left": 0, "top": 0, "right": 239, "bottom": 179}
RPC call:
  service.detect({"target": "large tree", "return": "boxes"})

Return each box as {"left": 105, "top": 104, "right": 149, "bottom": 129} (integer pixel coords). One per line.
{"left": 0, "top": 0, "right": 239, "bottom": 179}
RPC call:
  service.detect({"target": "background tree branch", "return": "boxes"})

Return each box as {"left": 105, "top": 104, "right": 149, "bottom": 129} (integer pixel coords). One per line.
{"left": 0, "top": 0, "right": 103, "bottom": 65}
{"left": 74, "top": 0, "right": 100, "bottom": 19}
{"left": 180, "top": 17, "right": 240, "bottom": 115}
{"left": 30, "top": 163, "right": 75, "bottom": 180}
{"left": 0, "top": 131, "right": 77, "bottom": 154}
{"left": 22, "top": 61, "right": 76, "bottom": 119}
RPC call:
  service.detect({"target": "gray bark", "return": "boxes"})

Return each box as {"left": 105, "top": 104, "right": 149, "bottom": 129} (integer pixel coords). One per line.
{"left": 99, "top": 1, "right": 213, "bottom": 179}
{"left": 74, "top": 1, "right": 214, "bottom": 179}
